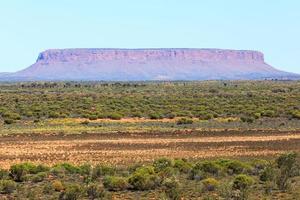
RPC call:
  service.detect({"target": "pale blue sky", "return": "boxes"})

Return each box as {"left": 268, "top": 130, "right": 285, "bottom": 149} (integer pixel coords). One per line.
{"left": 0, "top": 0, "right": 299, "bottom": 73}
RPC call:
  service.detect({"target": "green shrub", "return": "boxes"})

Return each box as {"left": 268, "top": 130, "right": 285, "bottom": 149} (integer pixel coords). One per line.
{"left": 52, "top": 180, "right": 64, "bottom": 192}
{"left": 174, "top": 159, "right": 192, "bottom": 173}
{"left": 276, "top": 152, "right": 299, "bottom": 190}
{"left": 189, "top": 161, "right": 221, "bottom": 180}
{"left": 176, "top": 118, "right": 193, "bottom": 125}
{"left": 51, "top": 166, "right": 67, "bottom": 177}
{"left": 103, "top": 176, "right": 129, "bottom": 191}
{"left": 108, "top": 113, "right": 122, "bottom": 120}
{"left": 163, "top": 177, "right": 180, "bottom": 189}
{"left": 260, "top": 165, "right": 275, "bottom": 182}
{"left": 43, "top": 183, "right": 54, "bottom": 194}
{"left": 2, "top": 112, "right": 21, "bottom": 120}
{"left": 149, "top": 113, "right": 162, "bottom": 120}
{"left": 92, "top": 164, "right": 116, "bottom": 179}
{"left": 201, "top": 178, "right": 219, "bottom": 192}
{"left": 32, "top": 172, "right": 48, "bottom": 183}
{"left": 10, "top": 163, "right": 45, "bottom": 182}
{"left": 218, "top": 182, "right": 233, "bottom": 200}
{"left": 240, "top": 116, "right": 254, "bottom": 123}
{"left": 253, "top": 113, "right": 261, "bottom": 119}
{"left": 128, "top": 163, "right": 143, "bottom": 173}
{"left": 86, "top": 183, "right": 105, "bottom": 200}
{"left": 166, "top": 113, "right": 176, "bottom": 119}
{"left": 59, "top": 184, "right": 82, "bottom": 200}
{"left": 153, "top": 158, "right": 174, "bottom": 172}
{"left": 223, "top": 160, "right": 252, "bottom": 175}
{"left": 162, "top": 178, "right": 181, "bottom": 200}
{"left": 128, "top": 166, "right": 160, "bottom": 190}
{"left": 276, "top": 152, "right": 298, "bottom": 170}
{"left": 232, "top": 174, "right": 255, "bottom": 190}
{"left": 193, "top": 161, "right": 222, "bottom": 176}
{"left": 88, "top": 115, "right": 98, "bottom": 120}
{"left": 0, "top": 180, "right": 17, "bottom": 194}
{"left": 35, "top": 164, "right": 50, "bottom": 173}
{"left": 4, "top": 119, "right": 16, "bottom": 124}
{"left": 53, "top": 163, "right": 80, "bottom": 174}
{"left": 291, "top": 111, "right": 300, "bottom": 119}
{"left": 198, "top": 112, "right": 213, "bottom": 120}
{"left": 49, "top": 111, "right": 60, "bottom": 118}
{"left": 250, "top": 159, "right": 269, "bottom": 172}
{"left": 79, "top": 164, "right": 92, "bottom": 176}
{"left": 261, "top": 110, "right": 276, "bottom": 117}
{"left": 264, "top": 181, "right": 276, "bottom": 195}
{"left": 0, "top": 169, "right": 9, "bottom": 180}
{"left": 158, "top": 167, "right": 178, "bottom": 179}
{"left": 135, "top": 166, "right": 155, "bottom": 175}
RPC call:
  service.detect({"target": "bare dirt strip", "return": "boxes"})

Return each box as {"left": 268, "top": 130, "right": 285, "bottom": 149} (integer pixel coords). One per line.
{"left": 0, "top": 131, "right": 299, "bottom": 169}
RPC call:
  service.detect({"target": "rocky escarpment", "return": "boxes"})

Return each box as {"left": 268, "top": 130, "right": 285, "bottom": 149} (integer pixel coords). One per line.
{"left": 9, "top": 48, "right": 298, "bottom": 81}
{"left": 35, "top": 48, "right": 265, "bottom": 62}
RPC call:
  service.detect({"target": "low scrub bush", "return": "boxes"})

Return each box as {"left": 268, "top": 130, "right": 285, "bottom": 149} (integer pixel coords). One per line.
{"left": 53, "top": 163, "right": 80, "bottom": 174}
{"left": 86, "top": 183, "right": 105, "bottom": 200}
{"left": 158, "top": 167, "right": 178, "bottom": 179}
{"left": 261, "top": 110, "right": 276, "bottom": 117}
{"left": 49, "top": 111, "right": 61, "bottom": 118}
{"left": 216, "top": 159, "right": 250, "bottom": 174}
{"left": 153, "top": 158, "right": 174, "bottom": 172}
{"left": 260, "top": 165, "right": 276, "bottom": 182}
{"left": 201, "top": 178, "right": 219, "bottom": 192}
{"left": 174, "top": 159, "right": 192, "bottom": 173}
{"left": 10, "top": 163, "right": 48, "bottom": 182}
{"left": 32, "top": 172, "right": 48, "bottom": 183}
{"left": 197, "top": 112, "right": 213, "bottom": 120}
{"left": 52, "top": 180, "right": 64, "bottom": 192}
{"left": 59, "top": 184, "right": 82, "bottom": 200}
{"left": 88, "top": 115, "right": 98, "bottom": 120}
{"left": 0, "top": 169, "right": 9, "bottom": 180}
{"left": 218, "top": 182, "right": 233, "bottom": 200}
{"left": 291, "top": 111, "right": 300, "bottom": 119}
{"left": 149, "top": 113, "right": 163, "bottom": 120}
{"left": 128, "top": 166, "right": 161, "bottom": 190}
{"left": 43, "top": 183, "right": 54, "bottom": 194}
{"left": 79, "top": 164, "right": 92, "bottom": 176}
{"left": 162, "top": 178, "right": 181, "bottom": 200}
{"left": 166, "top": 113, "right": 176, "bottom": 119}
{"left": 2, "top": 112, "right": 21, "bottom": 120}
{"left": 240, "top": 116, "right": 254, "bottom": 123}
{"left": 193, "top": 161, "right": 222, "bottom": 176}
{"left": 222, "top": 160, "right": 252, "bottom": 175}
{"left": 0, "top": 180, "right": 17, "bottom": 194}
{"left": 250, "top": 159, "right": 269, "bottom": 173}
{"left": 232, "top": 174, "right": 255, "bottom": 190}
{"left": 276, "top": 152, "right": 299, "bottom": 190}
{"left": 176, "top": 118, "right": 193, "bottom": 125}
{"left": 4, "top": 119, "right": 16, "bottom": 124}
{"left": 92, "top": 164, "right": 116, "bottom": 179}
{"left": 108, "top": 113, "right": 122, "bottom": 120}
{"left": 103, "top": 176, "right": 129, "bottom": 191}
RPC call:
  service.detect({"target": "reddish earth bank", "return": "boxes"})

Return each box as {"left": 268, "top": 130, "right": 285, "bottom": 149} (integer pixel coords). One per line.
{"left": 0, "top": 131, "right": 299, "bottom": 169}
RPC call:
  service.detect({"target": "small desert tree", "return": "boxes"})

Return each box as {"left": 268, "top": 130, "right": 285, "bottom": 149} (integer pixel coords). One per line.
{"left": 276, "top": 152, "right": 299, "bottom": 190}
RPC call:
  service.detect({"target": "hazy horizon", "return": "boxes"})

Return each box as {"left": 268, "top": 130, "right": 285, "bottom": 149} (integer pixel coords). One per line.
{"left": 0, "top": 1, "right": 300, "bottom": 74}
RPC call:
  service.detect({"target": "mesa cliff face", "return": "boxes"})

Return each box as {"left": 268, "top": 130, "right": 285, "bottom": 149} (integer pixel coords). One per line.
{"left": 35, "top": 49, "right": 265, "bottom": 63}
{"left": 10, "top": 48, "right": 297, "bottom": 81}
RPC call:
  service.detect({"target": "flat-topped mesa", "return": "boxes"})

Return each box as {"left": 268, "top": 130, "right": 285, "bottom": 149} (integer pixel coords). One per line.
{"left": 36, "top": 48, "right": 265, "bottom": 63}
{"left": 10, "top": 48, "right": 296, "bottom": 81}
